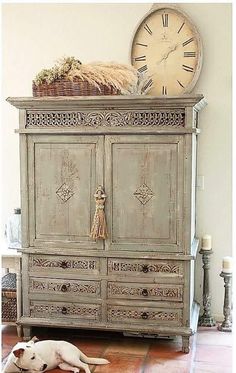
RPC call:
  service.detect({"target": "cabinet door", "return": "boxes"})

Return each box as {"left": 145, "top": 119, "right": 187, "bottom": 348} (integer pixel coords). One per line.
{"left": 105, "top": 135, "right": 184, "bottom": 252}
{"left": 28, "top": 135, "right": 103, "bottom": 249}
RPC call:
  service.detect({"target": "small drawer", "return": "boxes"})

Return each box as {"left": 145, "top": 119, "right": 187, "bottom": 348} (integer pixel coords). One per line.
{"left": 29, "top": 277, "right": 101, "bottom": 298}
{"left": 108, "top": 258, "right": 183, "bottom": 278}
{"left": 107, "top": 282, "right": 183, "bottom": 302}
{"left": 107, "top": 305, "right": 182, "bottom": 326}
{"left": 30, "top": 300, "right": 101, "bottom": 321}
{"left": 29, "top": 255, "right": 100, "bottom": 275}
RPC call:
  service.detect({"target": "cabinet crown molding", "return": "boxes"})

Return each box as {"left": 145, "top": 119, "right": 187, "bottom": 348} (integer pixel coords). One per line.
{"left": 7, "top": 94, "right": 206, "bottom": 111}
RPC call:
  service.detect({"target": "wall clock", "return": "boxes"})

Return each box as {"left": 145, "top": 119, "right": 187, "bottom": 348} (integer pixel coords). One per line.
{"left": 130, "top": 4, "right": 203, "bottom": 96}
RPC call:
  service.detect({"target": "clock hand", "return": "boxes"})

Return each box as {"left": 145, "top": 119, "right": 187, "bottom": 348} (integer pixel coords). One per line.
{"left": 159, "top": 44, "right": 177, "bottom": 61}
{"left": 156, "top": 44, "right": 178, "bottom": 65}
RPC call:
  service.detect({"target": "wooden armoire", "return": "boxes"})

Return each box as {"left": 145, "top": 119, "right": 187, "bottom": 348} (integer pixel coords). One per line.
{"left": 8, "top": 95, "right": 206, "bottom": 353}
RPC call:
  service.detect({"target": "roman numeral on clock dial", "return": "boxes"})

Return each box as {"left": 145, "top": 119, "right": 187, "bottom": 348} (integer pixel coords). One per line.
{"left": 162, "top": 86, "right": 167, "bottom": 95}
{"left": 138, "top": 65, "right": 148, "bottom": 73}
{"left": 182, "top": 64, "right": 194, "bottom": 72}
{"left": 136, "top": 42, "right": 148, "bottom": 47}
{"left": 143, "top": 78, "right": 153, "bottom": 91}
{"left": 134, "top": 55, "right": 146, "bottom": 62}
{"left": 144, "top": 24, "right": 152, "bottom": 35}
{"left": 182, "top": 37, "right": 194, "bottom": 47}
{"left": 177, "top": 22, "right": 185, "bottom": 33}
{"left": 177, "top": 80, "right": 185, "bottom": 88}
{"left": 184, "top": 51, "right": 196, "bottom": 57}
{"left": 162, "top": 13, "right": 168, "bottom": 27}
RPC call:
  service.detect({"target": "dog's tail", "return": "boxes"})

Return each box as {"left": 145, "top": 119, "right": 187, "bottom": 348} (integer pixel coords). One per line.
{"left": 80, "top": 352, "right": 109, "bottom": 365}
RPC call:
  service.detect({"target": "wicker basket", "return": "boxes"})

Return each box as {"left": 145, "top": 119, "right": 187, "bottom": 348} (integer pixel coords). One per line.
{"left": 2, "top": 273, "right": 17, "bottom": 323}
{"left": 32, "top": 78, "right": 120, "bottom": 97}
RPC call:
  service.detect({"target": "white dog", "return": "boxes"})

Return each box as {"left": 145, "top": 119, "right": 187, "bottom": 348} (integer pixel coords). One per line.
{"left": 3, "top": 336, "right": 109, "bottom": 373}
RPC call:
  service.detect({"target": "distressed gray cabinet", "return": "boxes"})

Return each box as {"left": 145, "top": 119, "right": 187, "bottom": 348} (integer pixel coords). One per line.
{"left": 8, "top": 95, "right": 206, "bottom": 353}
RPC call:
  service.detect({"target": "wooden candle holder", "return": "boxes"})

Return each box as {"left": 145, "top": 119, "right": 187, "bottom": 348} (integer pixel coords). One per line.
{"left": 198, "top": 249, "right": 216, "bottom": 327}
{"left": 218, "top": 272, "right": 232, "bottom": 332}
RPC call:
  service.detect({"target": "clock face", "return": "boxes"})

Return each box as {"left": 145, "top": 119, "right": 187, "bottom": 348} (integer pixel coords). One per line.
{"left": 131, "top": 7, "right": 202, "bottom": 95}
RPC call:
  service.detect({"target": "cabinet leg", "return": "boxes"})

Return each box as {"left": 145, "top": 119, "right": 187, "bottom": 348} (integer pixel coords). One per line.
{"left": 23, "top": 326, "right": 32, "bottom": 341}
{"left": 182, "top": 336, "right": 190, "bottom": 354}
{"left": 16, "top": 325, "right": 22, "bottom": 338}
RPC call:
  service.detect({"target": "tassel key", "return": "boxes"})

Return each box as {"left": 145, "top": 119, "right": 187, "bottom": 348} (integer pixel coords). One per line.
{"left": 90, "top": 186, "right": 108, "bottom": 240}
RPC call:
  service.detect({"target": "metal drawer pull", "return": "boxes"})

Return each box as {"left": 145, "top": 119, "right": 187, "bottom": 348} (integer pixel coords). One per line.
{"left": 142, "top": 265, "right": 149, "bottom": 273}
{"left": 61, "top": 284, "right": 69, "bottom": 292}
{"left": 60, "top": 261, "right": 68, "bottom": 269}
{"left": 142, "top": 288, "right": 148, "bottom": 296}
{"left": 61, "top": 307, "right": 68, "bottom": 315}
{"left": 141, "top": 312, "right": 149, "bottom": 319}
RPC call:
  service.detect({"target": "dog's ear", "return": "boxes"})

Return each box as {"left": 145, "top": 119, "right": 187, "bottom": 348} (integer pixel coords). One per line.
{"left": 28, "top": 336, "right": 39, "bottom": 344}
{"left": 13, "top": 348, "right": 25, "bottom": 358}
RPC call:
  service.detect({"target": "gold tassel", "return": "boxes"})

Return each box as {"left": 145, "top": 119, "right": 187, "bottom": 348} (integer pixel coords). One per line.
{"left": 90, "top": 186, "right": 108, "bottom": 240}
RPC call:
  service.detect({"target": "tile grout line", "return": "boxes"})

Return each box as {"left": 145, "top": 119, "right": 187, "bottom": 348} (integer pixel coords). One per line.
{"left": 140, "top": 341, "right": 152, "bottom": 373}
{"left": 91, "top": 341, "right": 110, "bottom": 373}
{"left": 189, "top": 333, "right": 198, "bottom": 373}
{"left": 90, "top": 338, "right": 151, "bottom": 373}
{"left": 194, "top": 343, "right": 232, "bottom": 349}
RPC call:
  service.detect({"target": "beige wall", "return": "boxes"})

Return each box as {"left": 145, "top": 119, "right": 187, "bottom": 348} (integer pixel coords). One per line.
{"left": 1, "top": 3, "right": 232, "bottom": 319}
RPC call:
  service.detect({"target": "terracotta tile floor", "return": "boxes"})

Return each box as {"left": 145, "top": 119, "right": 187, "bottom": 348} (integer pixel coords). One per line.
{"left": 1, "top": 325, "right": 232, "bottom": 372}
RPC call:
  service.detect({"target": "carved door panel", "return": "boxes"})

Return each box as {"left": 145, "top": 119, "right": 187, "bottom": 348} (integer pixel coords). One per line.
{"left": 105, "top": 135, "right": 184, "bottom": 252}
{"left": 28, "top": 135, "right": 103, "bottom": 249}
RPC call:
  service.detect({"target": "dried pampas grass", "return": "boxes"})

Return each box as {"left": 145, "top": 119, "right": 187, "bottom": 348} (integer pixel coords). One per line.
{"left": 33, "top": 57, "right": 152, "bottom": 95}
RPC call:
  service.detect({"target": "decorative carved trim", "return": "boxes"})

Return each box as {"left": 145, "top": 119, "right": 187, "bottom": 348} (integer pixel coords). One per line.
{"left": 133, "top": 183, "right": 154, "bottom": 205}
{"left": 56, "top": 183, "right": 74, "bottom": 202}
{"left": 107, "top": 282, "right": 183, "bottom": 301}
{"left": 29, "top": 278, "right": 100, "bottom": 296}
{"left": 26, "top": 109, "right": 185, "bottom": 128}
{"left": 29, "top": 256, "right": 99, "bottom": 272}
{"left": 108, "top": 259, "right": 183, "bottom": 276}
{"left": 107, "top": 306, "right": 181, "bottom": 323}
{"left": 30, "top": 301, "right": 101, "bottom": 320}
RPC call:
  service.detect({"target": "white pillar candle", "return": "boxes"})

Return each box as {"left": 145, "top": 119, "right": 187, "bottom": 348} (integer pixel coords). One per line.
{"left": 222, "top": 256, "right": 233, "bottom": 273}
{"left": 201, "top": 235, "right": 212, "bottom": 250}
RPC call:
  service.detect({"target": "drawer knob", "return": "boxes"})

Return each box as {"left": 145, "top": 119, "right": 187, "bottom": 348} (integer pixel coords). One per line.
{"left": 61, "top": 284, "right": 69, "bottom": 292}
{"left": 142, "top": 288, "right": 148, "bottom": 297}
{"left": 60, "top": 261, "right": 68, "bottom": 269}
{"left": 61, "top": 307, "right": 68, "bottom": 315}
{"left": 142, "top": 265, "right": 149, "bottom": 273}
{"left": 141, "top": 312, "right": 149, "bottom": 320}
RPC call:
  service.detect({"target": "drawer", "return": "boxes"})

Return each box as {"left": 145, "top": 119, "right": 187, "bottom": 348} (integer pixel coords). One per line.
{"left": 108, "top": 258, "right": 184, "bottom": 278}
{"left": 29, "top": 277, "right": 101, "bottom": 298}
{"left": 107, "top": 282, "right": 183, "bottom": 302}
{"left": 29, "top": 255, "right": 100, "bottom": 275}
{"left": 30, "top": 300, "right": 101, "bottom": 321}
{"left": 107, "top": 305, "right": 182, "bottom": 326}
